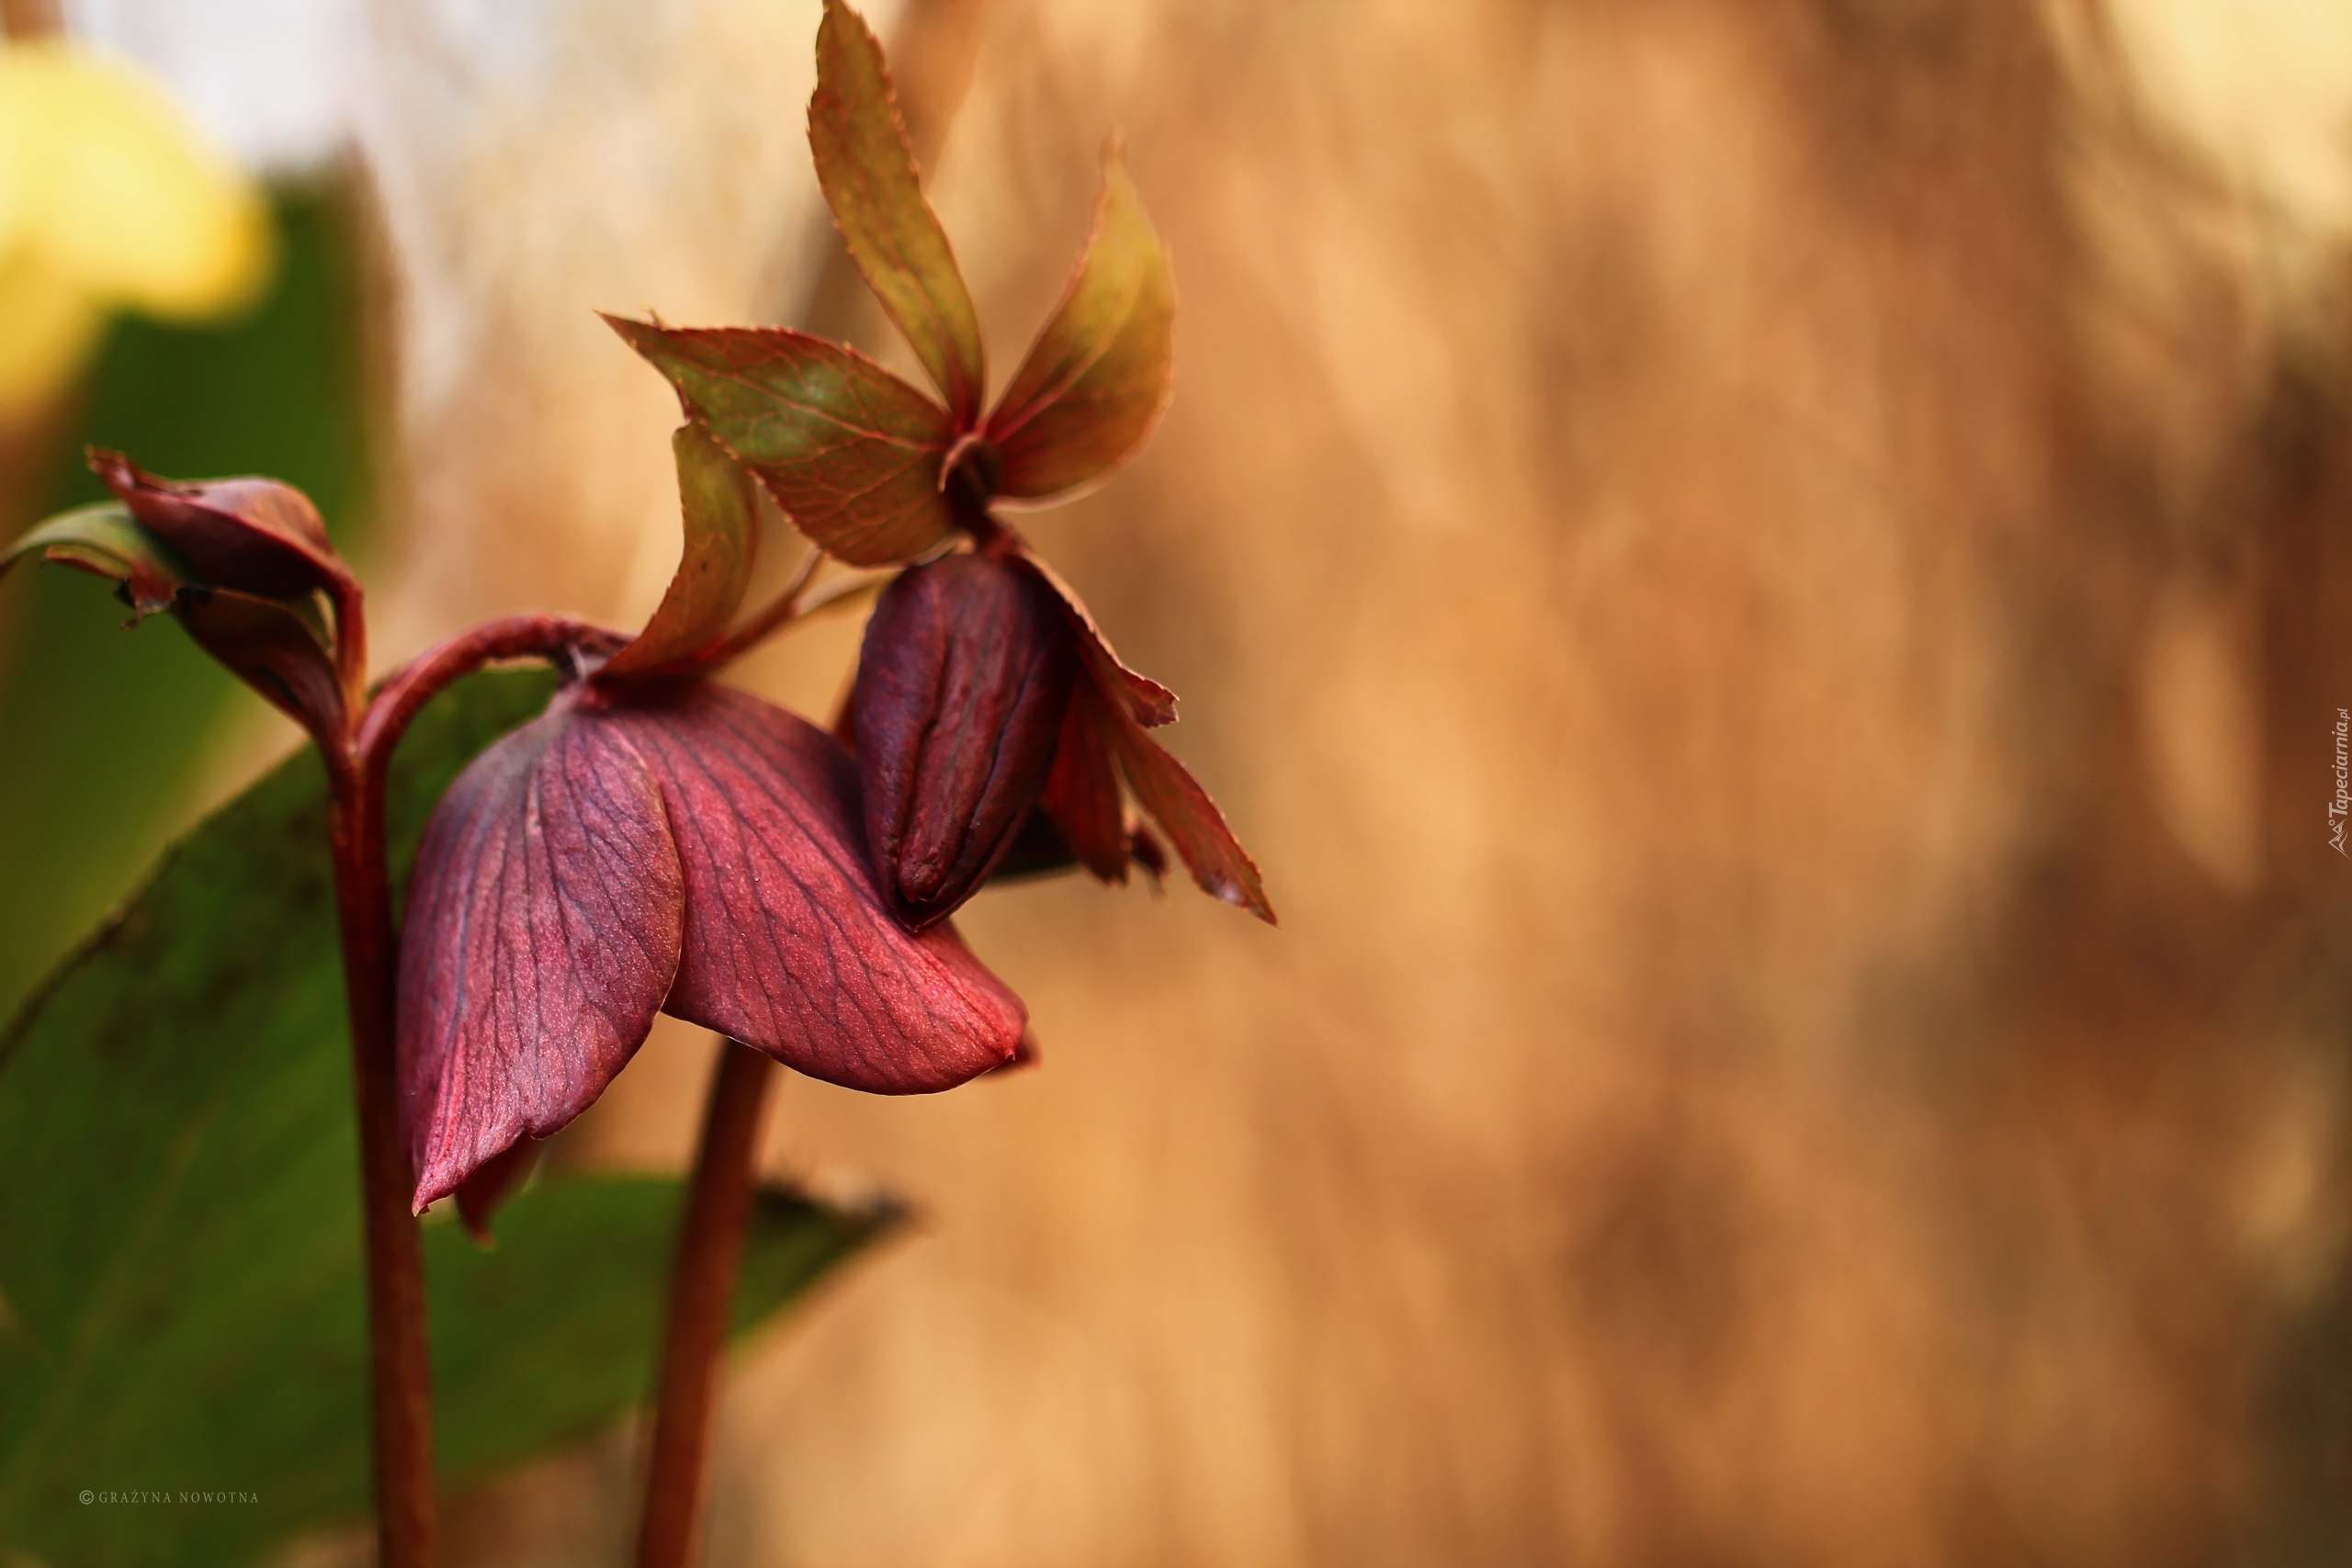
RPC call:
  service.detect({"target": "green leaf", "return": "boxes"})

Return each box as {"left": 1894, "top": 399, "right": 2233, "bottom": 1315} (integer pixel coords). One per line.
{"left": 986, "top": 149, "right": 1175, "bottom": 502}
{"left": 430, "top": 1179, "right": 889, "bottom": 1484}
{"left": 603, "top": 424, "right": 763, "bottom": 677}
{"left": 809, "top": 0, "right": 987, "bottom": 424}
{"left": 0, "top": 502, "right": 187, "bottom": 618}
{"left": 606, "top": 315, "right": 957, "bottom": 567}
{"left": 0, "top": 670, "right": 895, "bottom": 1568}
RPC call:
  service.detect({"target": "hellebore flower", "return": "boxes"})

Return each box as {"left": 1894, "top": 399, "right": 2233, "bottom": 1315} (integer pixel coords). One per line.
{"left": 609, "top": 0, "right": 1273, "bottom": 931}
{"left": 0, "top": 39, "right": 271, "bottom": 423}
{"left": 0, "top": 449, "right": 364, "bottom": 748}
{"left": 401, "top": 0, "right": 1273, "bottom": 1228}
{"left": 394, "top": 426, "right": 1027, "bottom": 1223}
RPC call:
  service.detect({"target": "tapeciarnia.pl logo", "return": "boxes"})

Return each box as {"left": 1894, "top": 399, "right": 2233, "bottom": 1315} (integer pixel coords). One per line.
{"left": 2330, "top": 708, "right": 2348, "bottom": 856}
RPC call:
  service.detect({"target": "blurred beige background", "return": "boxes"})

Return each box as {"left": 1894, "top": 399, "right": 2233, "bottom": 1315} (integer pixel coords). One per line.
{"left": 229, "top": 0, "right": 2352, "bottom": 1562}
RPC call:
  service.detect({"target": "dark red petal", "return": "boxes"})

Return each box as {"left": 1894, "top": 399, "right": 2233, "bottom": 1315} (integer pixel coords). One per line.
{"left": 989, "top": 1029, "right": 1041, "bottom": 1075}
{"left": 1038, "top": 677, "right": 1130, "bottom": 882}
{"left": 397, "top": 693, "right": 687, "bottom": 1210}
{"left": 1103, "top": 695, "right": 1275, "bottom": 923}
{"left": 175, "top": 588, "right": 347, "bottom": 746}
{"left": 91, "top": 448, "right": 355, "bottom": 604}
{"left": 605, "top": 682, "right": 1026, "bottom": 1093}
{"left": 1012, "top": 544, "right": 1176, "bottom": 728}
{"left": 851, "top": 554, "right": 1077, "bottom": 928}
{"left": 454, "top": 1137, "right": 544, "bottom": 1243}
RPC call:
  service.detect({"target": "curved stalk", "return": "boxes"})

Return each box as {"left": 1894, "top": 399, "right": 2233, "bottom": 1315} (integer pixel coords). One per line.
{"left": 635, "top": 1041, "right": 775, "bottom": 1568}
{"left": 356, "top": 613, "right": 625, "bottom": 781}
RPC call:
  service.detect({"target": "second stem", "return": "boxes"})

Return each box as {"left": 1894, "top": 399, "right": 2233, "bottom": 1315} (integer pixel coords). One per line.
{"left": 635, "top": 1038, "right": 775, "bottom": 1568}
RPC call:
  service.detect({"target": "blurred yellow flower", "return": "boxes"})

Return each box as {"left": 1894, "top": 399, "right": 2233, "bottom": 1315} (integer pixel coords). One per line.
{"left": 0, "top": 39, "right": 271, "bottom": 423}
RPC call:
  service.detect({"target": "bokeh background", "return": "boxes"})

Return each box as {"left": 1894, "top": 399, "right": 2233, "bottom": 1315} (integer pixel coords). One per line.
{"left": 5, "top": 0, "right": 2352, "bottom": 1562}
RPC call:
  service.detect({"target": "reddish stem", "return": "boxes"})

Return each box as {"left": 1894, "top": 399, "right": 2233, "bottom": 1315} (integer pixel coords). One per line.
{"left": 322, "top": 610, "right": 620, "bottom": 1568}
{"left": 325, "top": 757, "right": 440, "bottom": 1568}
{"left": 356, "top": 613, "right": 626, "bottom": 784}
{"left": 635, "top": 1041, "right": 775, "bottom": 1568}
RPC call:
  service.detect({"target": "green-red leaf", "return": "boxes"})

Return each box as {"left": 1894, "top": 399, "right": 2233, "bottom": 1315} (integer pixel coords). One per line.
{"left": 809, "top": 0, "right": 987, "bottom": 424}
{"left": 606, "top": 316, "right": 957, "bottom": 567}
{"left": 1, "top": 502, "right": 187, "bottom": 618}
{"left": 985, "top": 148, "right": 1174, "bottom": 502}
{"left": 4, "top": 499, "right": 349, "bottom": 745}
{"left": 604, "top": 424, "right": 763, "bottom": 677}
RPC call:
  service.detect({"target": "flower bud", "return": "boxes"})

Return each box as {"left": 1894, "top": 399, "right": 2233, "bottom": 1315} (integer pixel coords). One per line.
{"left": 93, "top": 449, "right": 352, "bottom": 606}
{"left": 851, "top": 552, "right": 1079, "bottom": 929}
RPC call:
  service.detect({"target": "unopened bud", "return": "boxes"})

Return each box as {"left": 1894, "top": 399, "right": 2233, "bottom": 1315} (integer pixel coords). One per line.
{"left": 851, "top": 553, "right": 1078, "bottom": 929}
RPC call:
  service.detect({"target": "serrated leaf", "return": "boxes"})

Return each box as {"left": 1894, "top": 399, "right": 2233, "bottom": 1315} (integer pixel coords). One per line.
{"left": 809, "top": 0, "right": 987, "bottom": 424}
{"left": 604, "top": 424, "right": 762, "bottom": 677}
{"left": 0, "top": 671, "right": 893, "bottom": 1567}
{"left": 607, "top": 316, "right": 957, "bottom": 567}
{"left": 986, "top": 150, "right": 1174, "bottom": 502}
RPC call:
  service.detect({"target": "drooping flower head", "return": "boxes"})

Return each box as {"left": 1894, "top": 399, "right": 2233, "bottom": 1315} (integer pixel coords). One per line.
{"left": 401, "top": 0, "right": 1272, "bottom": 1229}
{"left": 392, "top": 429, "right": 1027, "bottom": 1225}
{"left": 0, "top": 449, "right": 364, "bottom": 749}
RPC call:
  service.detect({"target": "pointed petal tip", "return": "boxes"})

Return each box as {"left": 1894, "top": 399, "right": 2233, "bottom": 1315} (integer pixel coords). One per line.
{"left": 455, "top": 1136, "right": 545, "bottom": 1242}
{"left": 986, "top": 1031, "right": 1041, "bottom": 1076}
{"left": 1219, "top": 881, "right": 1279, "bottom": 926}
